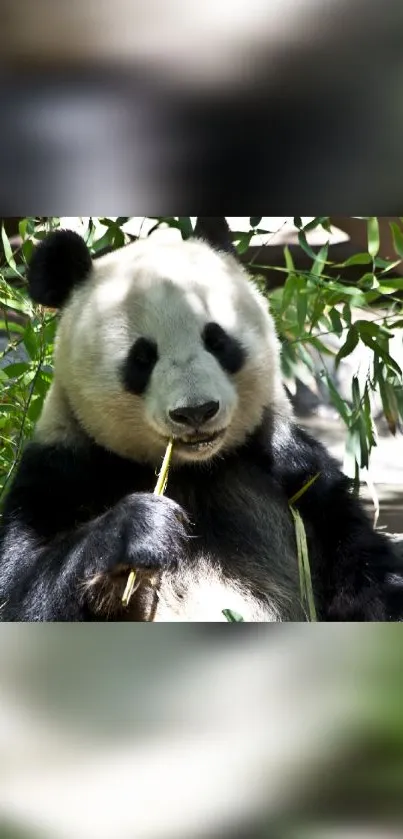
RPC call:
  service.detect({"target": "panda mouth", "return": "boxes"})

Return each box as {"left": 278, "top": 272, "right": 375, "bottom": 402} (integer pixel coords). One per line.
{"left": 175, "top": 429, "right": 226, "bottom": 451}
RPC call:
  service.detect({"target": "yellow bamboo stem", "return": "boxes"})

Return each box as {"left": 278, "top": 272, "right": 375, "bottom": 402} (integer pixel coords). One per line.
{"left": 122, "top": 439, "right": 174, "bottom": 608}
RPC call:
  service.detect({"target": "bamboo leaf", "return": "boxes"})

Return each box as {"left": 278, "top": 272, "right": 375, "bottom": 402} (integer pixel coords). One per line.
{"left": 389, "top": 222, "right": 403, "bottom": 259}
{"left": 298, "top": 230, "right": 318, "bottom": 262}
{"left": 222, "top": 609, "right": 245, "bottom": 622}
{"left": 310, "top": 244, "right": 329, "bottom": 278}
{"left": 367, "top": 217, "right": 380, "bottom": 258}
{"left": 328, "top": 307, "right": 343, "bottom": 337}
{"left": 288, "top": 472, "right": 321, "bottom": 505}
{"left": 337, "top": 253, "right": 372, "bottom": 268}
{"left": 325, "top": 375, "right": 351, "bottom": 425}
{"left": 1, "top": 225, "right": 18, "bottom": 272}
{"left": 335, "top": 326, "right": 359, "bottom": 367}
{"left": 378, "top": 376, "right": 399, "bottom": 435}
{"left": 290, "top": 506, "right": 317, "bottom": 622}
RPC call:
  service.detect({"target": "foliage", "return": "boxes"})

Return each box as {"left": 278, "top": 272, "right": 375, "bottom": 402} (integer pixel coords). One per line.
{"left": 0, "top": 216, "right": 402, "bottom": 502}
{"left": 264, "top": 217, "right": 403, "bottom": 483}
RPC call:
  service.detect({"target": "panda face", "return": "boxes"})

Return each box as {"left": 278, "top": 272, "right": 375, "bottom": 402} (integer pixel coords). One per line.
{"left": 120, "top": 306, "right": 246, "bottom": 461}
{"left": 45, "top": 237, "right": 289, "bottom": 465}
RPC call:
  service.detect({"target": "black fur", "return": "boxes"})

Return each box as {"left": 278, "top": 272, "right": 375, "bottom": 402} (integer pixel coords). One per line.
{"left": 28, "top": 230, "right": 93, "bottom": 308}
{"left": 0, "top": 442, "right": 188, "bottom": 620}
{"left": 122, "top": 337, "right": 159, "bottom": 395}
{"left": 122, "top": 323, "right": 245, "bottom": 395}
{"left": 265, "top": 419, "right": 403, "bottom": 621}
{"left": 203, "top": 323, "right": 246, "bottom": 374}
{"left": 193, "top": 217, "right": 236, "bottom": 256}
{"left": 0, "top": 413, "right": 401, "bottom": 621}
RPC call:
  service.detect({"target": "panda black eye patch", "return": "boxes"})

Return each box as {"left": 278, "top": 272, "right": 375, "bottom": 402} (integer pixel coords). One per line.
{"left": 122, "top": 337, "right": 158, "bottom": 395}
{"left": 202, "top": 322, "right": 245, "bottom": 374}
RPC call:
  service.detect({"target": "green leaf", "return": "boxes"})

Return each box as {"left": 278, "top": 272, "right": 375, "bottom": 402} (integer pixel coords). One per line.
{"left": 177, "top": 217, "right": 194, "bottom": 240}
{"left": 295, "top": 341, "right": 316, "bottom": 375}
{"left": 380, "top": 259, "right": 403, "bottom": 276}
{"left": 34, "top": 373, "right": 53, "bottom": 397}
{"left": 0, "top": 321, "right": 25, "bottom": 337}
{"left": 305, "top": 336, "right": 334, "bottom": 356}
{"left": 27, "top": 395, "right": 46, "bottom": 424}
{"left": 309, "top": 295, "right": 327, "bottom": 331}
{"left": 0, "top": 403, "right": 18, "bottom": 415}
{"left": 0, "top": 293, "right": 32, "bottom": 316}
{"left": 362, "top": 385, "right": 377, "bottom": 449}
{"left": 325, "top": 286, "right": 369, "bottom": 308}
{"left": 358, "top": 414, "right": 369, "bottom": 469}
{"left": 367, "top": 217, "right": 380, "bottom": 258}
{"left": 27, "top": 217, "right": 37, "bottom": 236}
{"left": 18, "top": 217, "right": 37, "bottom": 243}
{"left": 335, "top": 326, "right": 359, "bottom": 367}
{"left": 303, "top": 217, "right": 330, "bottom": 233}
{"left": 310, "top": 244, "right": 328, "bottom": 278}
{"left": 18, "top": 219, "right": 28, "bottom": 241}
{"left": 362, "top": 289, "right": 382, "bottom": 305}
{"left": 3, "top": 362, "right": 31, "bottom": 379}
{"left": 360, "top": 332, "right": 402, "bottom": 376}
{"left": 338, "top": 253, "right": 372, "bottom": 268}
{"left": 328, "top": 307, "right": 343, "bottom": 337}
{"left": 284, "top": 245, "right": 295, "bottom": 274}
{"left": 113, "top": 228, "right": 125, "bottom": 249}
{"left": 33, "top": 230, "right": 51, "bottom": 241}
{"left": 298, "top": 230, "right": 318, "bottom": 262}
{"left": 98, "top": 217, "right": 118, "bottom": 228}
{"left": 281, "top": 272, "right": 298, "bottom": 314}
{"left": 89, "top": 232, "right": 112, "bottom": 255}
{"left": 235, "top": 232, "right": 253, "bottom": 255}
{"left": 378, "top": 277, "right": 403, "bottom": 292}
{"left": 297, "top": 288, "right": 308, "bottom": 334}
{"left": 325, "top": 374, "right": 351, "bottom": 425}
{"left": 22, "top": 240, "right": 34, "bottom": 264}
{"left": 342, "top": 303, "right": 352, "bottom": 326}
{"left": 389, "top": 222, "right": 403, "bottom": 259}
{"left": 43, "top": 318, "right": 57, "bottom": 346}
{"left": 290, "top": 506, "right": 317, "bottom": 621}
{"left": 345, "top": 424, "right": 363, "bottom": 472}
{"left": 1, "top": 225, "right": 18, "bottom": 272}
{"left": 358, "top": 273, "right": 379, "bottom": 291}
{"left": 288, "top": 472, "right": 321, "bottom": 505}
{"left": 321, "top": 218, "right": 332, "bottom": 234}
{"left": 394, "top": 385, "right": 403, "bottom": 423}
{"left": 351, "top": 375, "right": 361, "bottom": 411}
{"left": 355, "top": 319, "right": 393, "bottom": 340}
{"left": 378, "top": 376, "right": 400, "bottom": 434}
{"left": 222, "top": 609, "right": 244, "bottom": 622}
{"left": 23, "top": 322, "right": 39, "bottom": 361}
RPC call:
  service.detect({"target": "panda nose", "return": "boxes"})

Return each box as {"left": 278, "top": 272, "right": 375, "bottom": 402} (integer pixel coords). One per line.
{"left": 169, "top": 401, "right": 220, "bottom": 428}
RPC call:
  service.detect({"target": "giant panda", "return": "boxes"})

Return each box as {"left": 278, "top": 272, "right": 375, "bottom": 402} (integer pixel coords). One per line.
{"left": 0, "top": 218, "right": 402, "bottom": 622}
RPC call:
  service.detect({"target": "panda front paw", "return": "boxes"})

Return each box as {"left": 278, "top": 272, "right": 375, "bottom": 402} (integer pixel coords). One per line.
{"left": 82, "top": 493, "right": 189, "bottom": 618}
{"left": 107, "top": 492, "right": 189, "bottom": 572}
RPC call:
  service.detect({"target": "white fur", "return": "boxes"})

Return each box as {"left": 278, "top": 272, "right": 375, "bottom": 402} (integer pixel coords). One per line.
{"left": 154, "top": 559, "right": 282, "bottom": 622}
{"left": 35, "top": 236, "right": 292, "bottom": 465}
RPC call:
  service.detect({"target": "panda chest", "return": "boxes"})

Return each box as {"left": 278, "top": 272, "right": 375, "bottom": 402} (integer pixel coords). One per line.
{"left": 170, "top": 474, "right": 297, "bottom": 566}
{"left": 153, "top": 482, "right": 300, "bottom": 623}
{"left": 151, "top": 474, "right": 301, "bottom": 622}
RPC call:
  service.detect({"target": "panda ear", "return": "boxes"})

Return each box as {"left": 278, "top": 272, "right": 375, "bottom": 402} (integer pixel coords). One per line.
{"left": 27, "top": 230, "right": 93, "bottom": 308}
{"left": 193, "top": 217, "right": 237, "bottom": 257}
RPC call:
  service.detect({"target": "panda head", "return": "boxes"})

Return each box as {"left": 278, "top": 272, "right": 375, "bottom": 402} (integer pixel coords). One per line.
{"left": 28, "top": 220, "right": 290, "bottom": 465}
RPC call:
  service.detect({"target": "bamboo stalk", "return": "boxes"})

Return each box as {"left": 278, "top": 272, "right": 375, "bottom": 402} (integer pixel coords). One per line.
{"left": 122, "top": 439, "right": 174, "bottom": 608}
